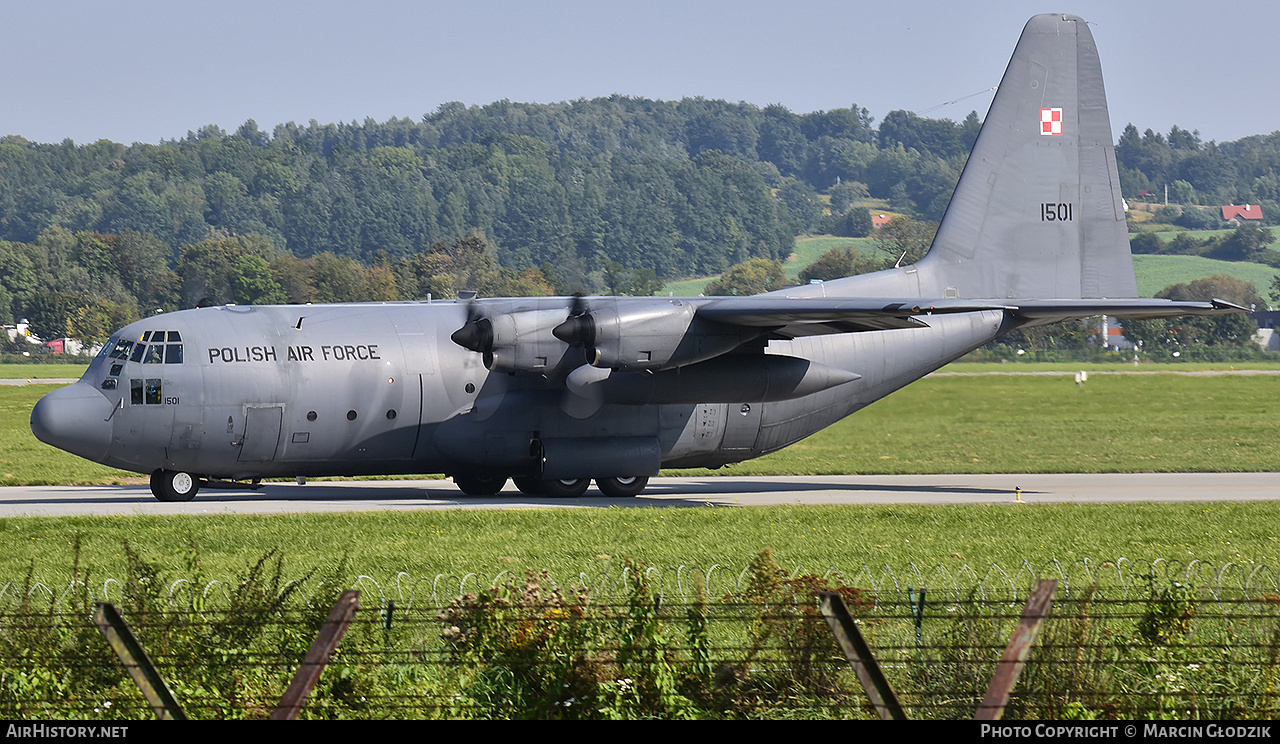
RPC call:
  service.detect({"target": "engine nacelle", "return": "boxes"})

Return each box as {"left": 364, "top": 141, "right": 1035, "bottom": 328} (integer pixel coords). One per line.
{"left": 553, "top": 298, "right": 761, "bottom": 371}
{"left": 451, "top": 304, "right": 575, "bottom": 376}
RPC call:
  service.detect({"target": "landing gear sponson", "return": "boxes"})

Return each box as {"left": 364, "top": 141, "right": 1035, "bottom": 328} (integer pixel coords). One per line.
{"left": 144, "top": 471, "right": 645, "bottom": 501}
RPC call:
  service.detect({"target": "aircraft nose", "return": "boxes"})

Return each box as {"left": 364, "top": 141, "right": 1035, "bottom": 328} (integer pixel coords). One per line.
{"left": 31, "top": 382, "right": 115, "bottom": 462}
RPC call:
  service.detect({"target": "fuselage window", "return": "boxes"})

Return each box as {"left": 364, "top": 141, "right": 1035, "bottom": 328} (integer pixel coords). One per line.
{"left": 109, "top": 363, "right": 123, "bottom": 376}
{"left": 129, "top": 344, "right": 147, "bottom": 363}
{"left": 130, "top": 378, "right": 165, "bottom": 405}
{"left": 167, "top": 331, "right": 182, "bottom": 342}
{"left": 165, "top": 344, "right": 184, "bottom": 364}
{"left": 144, "top": 345, "right": 164, "bottom": 364}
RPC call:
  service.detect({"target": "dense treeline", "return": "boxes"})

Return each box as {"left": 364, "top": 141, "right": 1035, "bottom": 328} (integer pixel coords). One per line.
{"left": 3, "top": 95, "right": 1280, "bottom": 348}
{"left": 0, "top": 97, "right": 982, "bottom": 284}
{"left": 1116, "top": 124, "right": 1280, "bottom": 214}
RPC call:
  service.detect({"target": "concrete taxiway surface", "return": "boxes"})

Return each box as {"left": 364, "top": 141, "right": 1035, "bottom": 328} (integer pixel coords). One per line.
{"left": 0, "top": 472, "right": 1275, "bottom": 517}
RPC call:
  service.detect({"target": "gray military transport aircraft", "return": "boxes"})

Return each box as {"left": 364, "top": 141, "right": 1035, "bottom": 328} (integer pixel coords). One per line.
{"left": 32, "top": 14, "right": 1241, "bottom": 502}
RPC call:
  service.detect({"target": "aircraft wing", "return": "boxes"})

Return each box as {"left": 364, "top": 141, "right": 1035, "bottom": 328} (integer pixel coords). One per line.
{"left": 696, "top": 296, "right": 1246, "bottom": 339}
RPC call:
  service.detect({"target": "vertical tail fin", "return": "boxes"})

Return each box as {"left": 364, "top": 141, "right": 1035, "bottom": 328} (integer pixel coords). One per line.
{"left": 918, "top": 14, "right": 1136, "bottom": 300}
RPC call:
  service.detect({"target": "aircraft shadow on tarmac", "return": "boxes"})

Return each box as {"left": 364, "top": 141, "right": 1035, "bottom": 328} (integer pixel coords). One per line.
{"left": 8, "top": 477, "right": 1023, "bottom": 510}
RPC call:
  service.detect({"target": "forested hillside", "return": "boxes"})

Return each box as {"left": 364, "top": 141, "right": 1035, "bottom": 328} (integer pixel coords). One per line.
{"left": 1, "top": 96, "right": 1278, "bottom": 345}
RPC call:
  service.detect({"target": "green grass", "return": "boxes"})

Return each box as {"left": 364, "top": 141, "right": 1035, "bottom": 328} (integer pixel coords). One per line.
{"left": 0, "top": 363, "right": 87, "bottom": 379}
{"left": 781, "top": 234, "right": 878, "bottom": 281}
{"left": 1, "top": 501, "right": 1277, "bottom": 590}
{"left": 1132, "top": 254, "right": 1280, "bottom": 297}
{"left": 682, "top": 372, "right": 1280, "bottom": 476}
{"left": 939, "top": 360, "right": 1280, "bottom": 373}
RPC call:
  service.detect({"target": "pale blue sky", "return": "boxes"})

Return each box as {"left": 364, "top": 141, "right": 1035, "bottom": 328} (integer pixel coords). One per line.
{"left": 3, "top": 1, "right": 1276, "bottom": 146}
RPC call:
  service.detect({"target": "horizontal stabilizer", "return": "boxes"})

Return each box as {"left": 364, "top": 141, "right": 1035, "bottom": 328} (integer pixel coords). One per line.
{"left": 1008, "top": 298, "right": 1247, "bottom": 320}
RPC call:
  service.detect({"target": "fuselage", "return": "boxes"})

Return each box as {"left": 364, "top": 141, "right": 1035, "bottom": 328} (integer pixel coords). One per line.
{"left": 31, "top": 296, "right": 1009, "bottom": 484}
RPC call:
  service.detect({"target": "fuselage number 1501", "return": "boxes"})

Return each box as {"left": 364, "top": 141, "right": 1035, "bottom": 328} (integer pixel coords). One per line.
{"left": 1041, "top": 202, "right": 1074, "bottom": 221}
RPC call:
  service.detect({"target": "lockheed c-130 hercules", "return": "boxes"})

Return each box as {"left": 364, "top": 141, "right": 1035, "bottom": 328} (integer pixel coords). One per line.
{"left": 32, "top": 14, "right": 1242, "bottom": 502}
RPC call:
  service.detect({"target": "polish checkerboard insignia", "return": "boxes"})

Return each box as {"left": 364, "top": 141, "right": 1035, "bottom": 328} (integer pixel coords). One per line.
{"left": 1040, "top": 108, "right": 1063, "bottom": 135}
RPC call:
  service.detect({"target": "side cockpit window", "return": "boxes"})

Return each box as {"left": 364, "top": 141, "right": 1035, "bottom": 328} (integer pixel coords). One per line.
{"left": 108, "top": 338, "right": 135, "bottom": 361}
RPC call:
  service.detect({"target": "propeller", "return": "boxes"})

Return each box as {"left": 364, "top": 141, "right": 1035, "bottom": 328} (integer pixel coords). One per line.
{"left": 449, "top": 296, "right": 495, "bottom": 368}
{"left": 552, "top": 293, "right": 595, "bottom": 349}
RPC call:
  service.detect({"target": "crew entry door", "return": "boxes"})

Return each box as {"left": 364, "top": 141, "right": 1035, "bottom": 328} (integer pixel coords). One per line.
{"left": 238, "top": 406, "right": 283, "bottom": 462}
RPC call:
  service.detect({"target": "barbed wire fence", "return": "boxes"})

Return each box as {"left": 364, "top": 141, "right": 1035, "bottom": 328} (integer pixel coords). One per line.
{"left": 4, "top": 559, "right": 1280, "bottom": 720}
{"left": 6, "top": 557, "right": 1277, "bottom": 614}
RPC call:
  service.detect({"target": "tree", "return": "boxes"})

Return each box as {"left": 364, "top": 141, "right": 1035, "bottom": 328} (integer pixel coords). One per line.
{"left": 873, "top": 215, "right": 937, "bottom": 266}
{"left": 798, "top": 247, "right": 887, "bottom": 283}
{"left": 1206, "top": 223, "right": 1277, "bottom": 263}
{"left": 1124, "top": 275, "right": 1264, "bottom": 350}
{"left": 833, "top": 207, "right": 873, "bottom": 238}
{"left": 775, "top": 179, "right": 822, "bottom": 235}
{"left": 229, "top": 254, "right": 287, "bottom": 305}
{"left": 828, "top": 180, "right": 869, "bottom": 213}
{"left": 704, "top": 258, "right": 787, "bottom": 296}
{"left": 602, "top": 260, "right": 665, "bottom": 296}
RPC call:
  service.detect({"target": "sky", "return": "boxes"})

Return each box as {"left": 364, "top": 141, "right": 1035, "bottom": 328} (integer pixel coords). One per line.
{"left": 3, "top": 0, "right": 1277, "bottom": 147}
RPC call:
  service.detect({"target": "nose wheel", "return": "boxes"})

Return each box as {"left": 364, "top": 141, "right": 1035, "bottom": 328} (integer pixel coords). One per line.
{"left": 150, "top": 470, "right": 201, "bottom": 502}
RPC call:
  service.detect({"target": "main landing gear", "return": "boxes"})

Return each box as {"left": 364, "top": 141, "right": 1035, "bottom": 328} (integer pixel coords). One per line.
{"left": 150, "top": 469, "right": 201, "bottom": 502}
{"left": 452, "top": 474, "right": 650, "bottom": 498}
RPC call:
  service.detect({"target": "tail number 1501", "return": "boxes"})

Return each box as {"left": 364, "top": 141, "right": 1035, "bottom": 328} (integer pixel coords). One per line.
{"left": 1041, "top": 202, "right": 1074, "bottom": 221}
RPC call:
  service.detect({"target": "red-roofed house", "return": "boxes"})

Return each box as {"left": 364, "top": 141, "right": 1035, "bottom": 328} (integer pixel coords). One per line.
{"left": 871, "top": 213, "right": 893, "bottom": 229}
{"left": 1222, "top": 204, "right": 1264, "bottom": 223}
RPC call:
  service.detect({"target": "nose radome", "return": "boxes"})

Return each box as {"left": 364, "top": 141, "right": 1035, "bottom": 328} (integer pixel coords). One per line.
{"left": 31, "top": 382, "right": 115, "bottom": 463}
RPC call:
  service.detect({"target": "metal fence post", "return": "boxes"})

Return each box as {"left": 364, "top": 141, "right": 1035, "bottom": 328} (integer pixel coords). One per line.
{"left": 270, "top": 589, "right": 361, "bottom": 720}
{"left": 93, "top": 602, "right": 187, "bottom": 721}
{"left": 819, "top": 591, "right": 908, "bottom": 720}
{"left": 974, "top": 579, "right": 1058, "bottom": 720}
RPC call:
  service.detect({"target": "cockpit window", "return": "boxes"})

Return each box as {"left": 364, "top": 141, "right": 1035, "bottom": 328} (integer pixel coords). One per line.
{"left": 121, "top": 332, "right": 184, "bottom": 364}
{"left": 108, "top": 338, "right": 135, "bottom": 360}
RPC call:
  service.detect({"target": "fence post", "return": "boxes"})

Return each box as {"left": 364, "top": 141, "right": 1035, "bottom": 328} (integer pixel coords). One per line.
{"left": 819, "top": 591, "right": 908, "bottom": 720}
{"left": 974, "top": 579, "right": 1058, "bottom": 720}
{"left": 93, "top": 602, "right": 187, "bottom": 721}
{"left": 270, "top": 589, "right": 361, "bottom": 720}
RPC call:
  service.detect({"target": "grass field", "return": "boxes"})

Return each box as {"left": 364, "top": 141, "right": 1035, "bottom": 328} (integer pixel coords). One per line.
{"left": 0, "top": 363, "right": 88, "bottom": 379}
{"left": 1132, "top": 254, "right": 1279, "bottom": 297}
{"left": 2, "top": 500, "right": 1279, "bottom": 591}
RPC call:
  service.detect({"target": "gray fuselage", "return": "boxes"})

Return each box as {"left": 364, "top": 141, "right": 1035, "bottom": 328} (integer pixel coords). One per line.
{"left": 44, "top": 296, "right": 1008, "bottom": 482}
